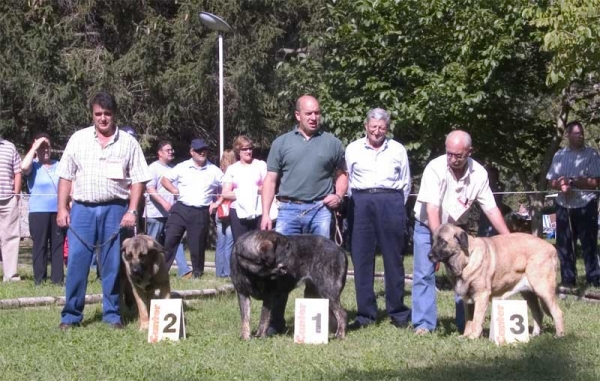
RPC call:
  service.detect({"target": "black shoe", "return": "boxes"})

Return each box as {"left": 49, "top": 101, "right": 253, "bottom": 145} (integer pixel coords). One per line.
{"left": 348, "top": 320, "right": 373, "bottom": 331}
{"left": 193, "top": 272, "right": 203, "bottom": 279}
{"left": 560, "top": 280, "right": 577, "bottom": 288}
{"left": 265, "top": 325, "right": 286, "bottom": 337}
{"left": 390, "top": 319, "right": 410, "bottom": 329}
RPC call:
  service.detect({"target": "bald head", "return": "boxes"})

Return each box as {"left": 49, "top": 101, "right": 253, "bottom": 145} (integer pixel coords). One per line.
{"left": 445, "top": 130, "right": 472, "bottom": 172}
{"left": 295, "top": 95, "right": 321, "bottom": 137}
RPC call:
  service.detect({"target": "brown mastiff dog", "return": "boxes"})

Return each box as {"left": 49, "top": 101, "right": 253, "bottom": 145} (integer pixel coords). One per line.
{"left": 429, "top": 224, "right": 564, "bottom": 339}
{"left": 121, "top": 235, "right": 171, "bottom": 330}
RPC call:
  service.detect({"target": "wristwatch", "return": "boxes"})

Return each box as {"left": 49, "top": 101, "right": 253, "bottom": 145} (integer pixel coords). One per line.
{"left": 127, "top": 209, "right": 138, "bottom": 216}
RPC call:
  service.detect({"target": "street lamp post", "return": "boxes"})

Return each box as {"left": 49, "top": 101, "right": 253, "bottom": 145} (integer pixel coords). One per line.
{"left": 198, "top": 12, "right": 232, "bottom": 159}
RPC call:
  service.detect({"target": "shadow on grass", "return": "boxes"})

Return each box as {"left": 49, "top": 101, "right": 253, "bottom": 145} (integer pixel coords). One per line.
{"left": 336, "top": 335, "right": 580, "bottom": 380}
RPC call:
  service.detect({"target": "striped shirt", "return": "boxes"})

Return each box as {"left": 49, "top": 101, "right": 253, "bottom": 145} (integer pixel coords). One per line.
{"left": 346, "top": 137, "right": 411, "bottom": 202}
{"left": 0, "top": 139, "right": 22, "bottom": 201}
{"left": 546, "top": 146, "right": 600, "bottom": 208}
{"left": 56, "top": 126, "right": 151, "bottom": 203}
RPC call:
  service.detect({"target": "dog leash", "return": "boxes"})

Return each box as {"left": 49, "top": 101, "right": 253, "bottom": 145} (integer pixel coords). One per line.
{"left": 67, "top": 226, "right": 122, "bottom": 255}
{"left": 274, "top": 202, "right": 326, "bottom": 233}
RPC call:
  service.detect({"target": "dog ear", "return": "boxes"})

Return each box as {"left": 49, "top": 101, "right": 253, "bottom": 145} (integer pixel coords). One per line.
{"left": 456, "top": 230, "right": 469, "bottom": 254}
{"left": 122, "top": 238, "right": 132, "bottom": 252}
{"left": 143, "top": 235, "right": 165, "bottom": 256}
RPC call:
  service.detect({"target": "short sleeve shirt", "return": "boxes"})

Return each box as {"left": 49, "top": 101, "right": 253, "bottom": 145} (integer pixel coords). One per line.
{"left": 266, "top": 128, "right": 346, "bottom": 201}
{"left": 414, "top": 155, "right": 496, "bottom": 226}
{"left": 0, "top": 139, "right": 22, "bottom": 201}
{"left": 164, "top": 159, "right": 223, "bottom": 207}
{"left": 546, "top": 146, "right": 600, "bottom": 208}
{"left": 56, "top": 126, "right": 151, "bottom": 203}
{"left": 223, "top": 160, "right": 267, "bottom": 217}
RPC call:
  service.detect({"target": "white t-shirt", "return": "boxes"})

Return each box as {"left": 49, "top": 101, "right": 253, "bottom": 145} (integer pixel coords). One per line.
{"left": 223, "top": 160, "right": 267, "bottom": 219}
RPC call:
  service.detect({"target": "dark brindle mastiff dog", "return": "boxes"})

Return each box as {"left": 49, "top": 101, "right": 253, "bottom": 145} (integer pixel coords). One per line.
{"left": 231, "top": 230, "right": 348, "bottom": 340}
{"left": 429, "top": 224, "right": 564, "bottom": 339}
{"left": 121, "top": 235, "right": 171, "bottom": 330}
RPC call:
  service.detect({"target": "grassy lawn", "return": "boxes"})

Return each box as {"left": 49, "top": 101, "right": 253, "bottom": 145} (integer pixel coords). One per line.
{"left": 0, "top": 244, "right": 599, "bottom": 380}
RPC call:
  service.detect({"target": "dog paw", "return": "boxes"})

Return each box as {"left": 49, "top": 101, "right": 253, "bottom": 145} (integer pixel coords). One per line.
{"left": 139, "top": 321, "right": 149, "bottom": 330}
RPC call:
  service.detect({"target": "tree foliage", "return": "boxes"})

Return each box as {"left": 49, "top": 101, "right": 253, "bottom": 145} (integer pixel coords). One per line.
{"left": 0, "top": 0, "right": 322, "bottom": 154}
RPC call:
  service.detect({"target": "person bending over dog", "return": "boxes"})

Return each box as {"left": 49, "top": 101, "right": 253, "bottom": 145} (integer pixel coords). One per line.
{"left": 260, "top": 95, "right": 348, "bottom": 336}
{"left": 412, "top": 130, "right": 509, "bottom": 335}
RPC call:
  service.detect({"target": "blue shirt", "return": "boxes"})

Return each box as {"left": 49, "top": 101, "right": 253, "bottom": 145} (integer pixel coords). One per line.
{"left": 27, "top": 160, "right": 59, "bottom": 213}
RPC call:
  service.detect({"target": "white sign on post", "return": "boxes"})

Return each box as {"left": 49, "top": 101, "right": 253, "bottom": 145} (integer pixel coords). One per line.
{"left": 147, "top": 298, "right": 186, "bottom": 343}
{"left": 489, "top": 299, "right": 529, "bottom": 345}
{"left": 294, "top": 298, "right": 329, "bottom": 344}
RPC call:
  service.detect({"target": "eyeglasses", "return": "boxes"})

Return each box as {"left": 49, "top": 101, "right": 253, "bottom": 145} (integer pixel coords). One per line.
{"left": 446, "top": 152, "right": 465, "bottom": 160}
{"left": 240, "top": 147, "right": 253, "bottom": 152}
{"left": 162, "top": 148, "right": 175, "bottom": 153}
{"left": 194, "top": 149, "right": 208, "bottom": 154}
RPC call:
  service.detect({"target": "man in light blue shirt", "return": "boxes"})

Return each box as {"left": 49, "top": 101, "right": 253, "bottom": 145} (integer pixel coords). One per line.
{"left": 345, "top": 108, "right": 412, "bottom": 330}
{"left": 161, "top": 139, "right": 223, "bottom": 278}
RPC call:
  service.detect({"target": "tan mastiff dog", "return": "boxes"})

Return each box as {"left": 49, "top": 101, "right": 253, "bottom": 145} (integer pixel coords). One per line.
{"left": 121, "top": 235, "right": 171, "bottom": 330}
{"left": 429, "top": 223, "right": 564, "bottom": 339}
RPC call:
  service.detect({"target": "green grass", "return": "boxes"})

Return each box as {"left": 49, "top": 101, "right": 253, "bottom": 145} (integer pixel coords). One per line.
{"left": 1, "top": 244, "right": 599, "bottom": 380}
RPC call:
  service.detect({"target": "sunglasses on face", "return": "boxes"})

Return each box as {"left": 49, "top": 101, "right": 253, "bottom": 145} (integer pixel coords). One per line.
{"left": 240, "top": 147, "right": 253, "bottom": 152}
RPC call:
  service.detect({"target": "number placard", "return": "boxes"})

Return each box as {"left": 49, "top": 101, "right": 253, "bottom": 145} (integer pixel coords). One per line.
{"left": 489, "top": 299, "right": 529, "bottom": 345}
{"left": 294, "top": 298, "right": 329, "bottom": 344}
{"left": 147, "top": 298, "right": 186, "bottom": 343}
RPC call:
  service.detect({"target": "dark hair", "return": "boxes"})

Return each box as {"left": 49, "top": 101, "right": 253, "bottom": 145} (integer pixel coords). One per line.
{"left": 89, "top": 91, "right": 118, "bottom": 113}
{"left": 565, "top": 120, "right": 584, "bottom": 134}
{"left": 34, "top": 132, "right": 51, "bottom": 141}
{"left": 157, "top": 140, "right": 172, "bottom": 152}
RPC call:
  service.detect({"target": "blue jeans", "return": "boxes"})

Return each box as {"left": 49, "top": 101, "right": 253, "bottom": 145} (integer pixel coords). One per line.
{"left": 61, "top": 201, "right": 126, "bottom": 325}
{"left": 146, "top": 217, "right": 190, "bottom": 277}
{"left": 412, "top": 221, "right": 464, "bottom": 332}
{"left": 269, "top": 201, "right": 331, "bottom": 331}
{"left": 275, "top": 201, "right": 331, "bottom": 236}
{"left": 215, "top": 216, "right": 233, "bottom": 277}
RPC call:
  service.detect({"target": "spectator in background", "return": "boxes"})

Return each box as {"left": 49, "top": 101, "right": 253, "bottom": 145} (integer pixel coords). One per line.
{"left": 221, "top": 136, "right": 267, "bottom": 241}
{"left": 214, "top": 149, "right": 237, "bottom": 278}
{"left": 162, "top": 139, "right": 223, "bottom": 278}
{"left": 144, "top": 140, "right": 192, "bottom": 279}
{"left": 21, "top": 133, "right": 65, "bottom": 285}
{"left": 0, "top": 136, "right": 22, "bottom": 282}
{"left": 547, "top": 120, "right": 600, "bottom": 287}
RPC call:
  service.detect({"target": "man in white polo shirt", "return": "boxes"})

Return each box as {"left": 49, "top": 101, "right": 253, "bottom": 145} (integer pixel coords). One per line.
{"left": 161, "top": 139, "right": 223, "bottom": 278}
{"left": 412, "top": 130, "right": 509, "bottom": 335}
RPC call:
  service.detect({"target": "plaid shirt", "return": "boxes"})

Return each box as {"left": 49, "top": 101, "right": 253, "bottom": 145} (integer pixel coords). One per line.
{"left": 546, "top": 145, "right": 600, "bottom": 208}
{"left": 57, "top": 126, "right": 151, "bottom": 203}
{"left": 0, "top": 139, "right": 22, "bottom": 201}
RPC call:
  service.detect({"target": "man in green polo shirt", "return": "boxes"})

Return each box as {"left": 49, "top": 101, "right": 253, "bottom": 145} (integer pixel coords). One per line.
{"left": 260, "top": 94, "right": 348, "bottom": 336}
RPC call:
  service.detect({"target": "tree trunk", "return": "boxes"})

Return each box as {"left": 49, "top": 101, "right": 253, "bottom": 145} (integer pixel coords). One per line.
{"left": 532, "top": 89, "right": 570, "bottom": 236}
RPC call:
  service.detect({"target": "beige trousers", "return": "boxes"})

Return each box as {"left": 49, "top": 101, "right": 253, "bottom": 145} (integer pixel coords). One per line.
{"left": 0, "top": 196, "right": 20, "bottom": 281}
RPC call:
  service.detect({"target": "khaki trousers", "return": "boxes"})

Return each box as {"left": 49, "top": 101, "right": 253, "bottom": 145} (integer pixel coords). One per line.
{"left": 0, "top": 196, "right": 20, "bottom": 281}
